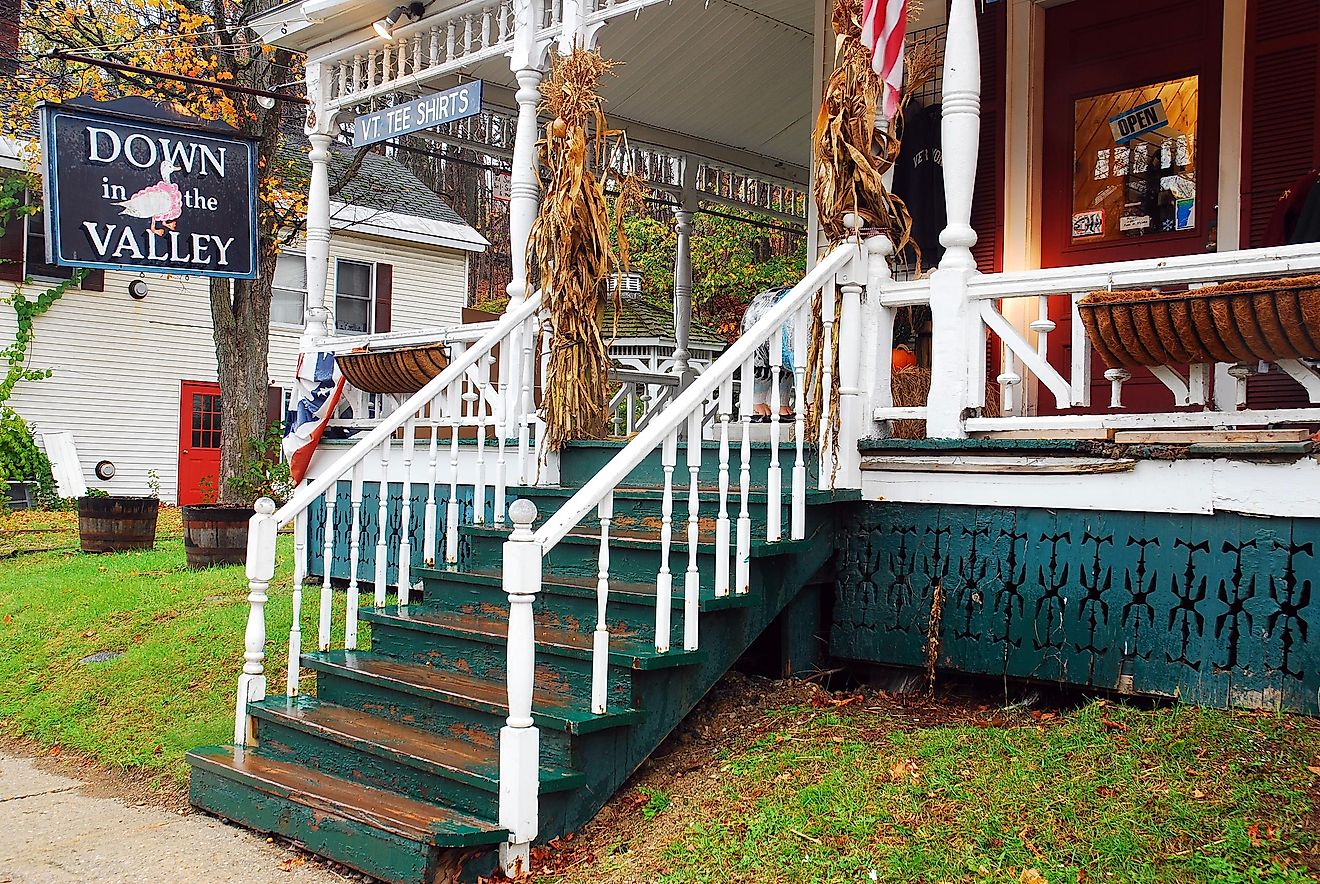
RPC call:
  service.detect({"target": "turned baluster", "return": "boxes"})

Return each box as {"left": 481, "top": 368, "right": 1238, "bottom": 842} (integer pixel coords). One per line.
{"left": 318, "top": 483, "right": 336, "bottom": 651}
{"left": 346, "top": 459, "right": 365, "bottom": 647}
{"left": 424, "top": 394, "right": 441, "bottom": 565}
{"left": 714, "top": 377, "right": 732, "bottom": 597}
{"left": 684, "top": 410, "right": 702, "bottom": 651}
{"left": 655, "top": 430, "right": 676, "bottom": 654}
{"left": 591, "top": 492, "right": 613, "bottom": 714}
{"left": 398, "top": 413, "right": 416, "bottom": 605}
{"left": 373, "top": 432, "right": 391, "bottom": 607}
{"left": 736, "top": 355, "right": 753, "bottom": 595}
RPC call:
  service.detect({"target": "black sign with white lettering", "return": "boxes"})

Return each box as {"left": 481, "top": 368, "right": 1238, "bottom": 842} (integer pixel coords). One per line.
{"left": 39, "top": 102, "right": 259, "bottom": 279}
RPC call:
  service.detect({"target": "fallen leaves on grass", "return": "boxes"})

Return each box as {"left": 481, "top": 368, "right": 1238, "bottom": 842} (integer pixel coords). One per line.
{"left": 810, "top": 692, "right": 864, "bottom": 709}
{"left": 889, "top": 758, "right": 919, "bottom": 781}
{"left": 1019, "top": 870, "right": 1048, "bottom": 884}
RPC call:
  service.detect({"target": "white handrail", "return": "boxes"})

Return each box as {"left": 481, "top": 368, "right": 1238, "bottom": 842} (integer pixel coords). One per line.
{"left": 533, "top": 244, "right": 856, "bottom": 550}
{"left": 272, "top": 291, "right": 544, "bottom": 530}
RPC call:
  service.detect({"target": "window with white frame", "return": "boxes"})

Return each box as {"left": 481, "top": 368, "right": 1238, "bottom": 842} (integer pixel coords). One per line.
{"left": 271, "top": 252, "right": 307, "bottom": 327}
{"left": 335, "top": 259, "right": 374, "bottom": 334}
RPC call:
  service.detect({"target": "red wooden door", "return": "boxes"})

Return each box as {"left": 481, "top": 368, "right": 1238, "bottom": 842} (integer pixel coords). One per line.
{"left": 1038, "top": 0, "right": 1223, "bottom": 413}
{"left": 178, "top": 380, "right": 222, "bottom": 505}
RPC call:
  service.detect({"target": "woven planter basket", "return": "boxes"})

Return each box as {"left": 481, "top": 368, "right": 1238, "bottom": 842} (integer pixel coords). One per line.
{"left": 1076, "top": 275, "right": 1320, "bottom": 369}
{"left": 337, "top": 343, "right": 450, "bottom": 394}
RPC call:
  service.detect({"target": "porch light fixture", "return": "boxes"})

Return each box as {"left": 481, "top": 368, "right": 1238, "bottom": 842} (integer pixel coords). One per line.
{"left": 374, "top": 3, "right": 424, "bottom": 39}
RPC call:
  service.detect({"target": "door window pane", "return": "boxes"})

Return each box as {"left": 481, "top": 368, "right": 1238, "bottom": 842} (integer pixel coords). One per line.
{"left": 271, "top": 253, "right": 307, "bottom": 326}
{"left": 1071, "top": 76, "right": 1199, "bottom": 244}
{"left": 335, "top": 260, "right": 373, "bottom": 334}
{"left": 191, "top": 393, "right": 222, "bottom": 449}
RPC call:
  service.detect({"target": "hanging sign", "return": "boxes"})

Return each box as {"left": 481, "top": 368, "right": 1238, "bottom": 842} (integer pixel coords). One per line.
{"left": 39, "top": 100, "right": 259, "bottom": 279}
{"left": 353, "top": 80, "right": 483, "bottom": 148}
{"left": 1108, "top": 98, "right": 1169, "bottom": 146}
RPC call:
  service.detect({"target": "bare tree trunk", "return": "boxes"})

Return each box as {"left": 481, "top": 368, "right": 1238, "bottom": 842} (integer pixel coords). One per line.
{"left": 210, "top": 272, "right": 273, "bottom": 506}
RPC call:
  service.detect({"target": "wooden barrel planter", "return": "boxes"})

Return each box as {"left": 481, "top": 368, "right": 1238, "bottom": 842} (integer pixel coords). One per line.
{"left": 78, "top": 496, "right": 159, "bottom": 553}
{"left": 181, "top": 505, "right": 251, "bottom": 569}
{"left": 1076, "top": 275, "right": 1320, "bottom": 368}
{"left": 337, "top": 343, "right": 450, "bottom": 394}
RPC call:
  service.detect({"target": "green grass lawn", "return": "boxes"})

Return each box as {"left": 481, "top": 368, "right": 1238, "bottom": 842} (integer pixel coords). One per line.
{"left": 2, "top": 511, "right": 1318, "bottom": 884}
{"left": 0, "top": 508, "right": 335, "bottom": 786}
{"left": 537, "top": 691, "right": 1320, "bottom": 884}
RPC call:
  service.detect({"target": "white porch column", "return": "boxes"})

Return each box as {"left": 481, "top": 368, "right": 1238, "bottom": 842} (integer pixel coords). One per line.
{"left": 925, "top": 0, "right": 982, "bottom": 439}
{"left": 672, "top": 202, "right": 695, "bottom": 387}
{"left": 303, "top": 61, "right": 336, "bottom": 340}
{"left": 506, "top": 0, "right": 546, "bottom": 309}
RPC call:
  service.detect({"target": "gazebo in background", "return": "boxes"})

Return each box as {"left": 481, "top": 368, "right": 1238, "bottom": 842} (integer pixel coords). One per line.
{"left": 606, "top": 271, "right": 725, "bottom": 434}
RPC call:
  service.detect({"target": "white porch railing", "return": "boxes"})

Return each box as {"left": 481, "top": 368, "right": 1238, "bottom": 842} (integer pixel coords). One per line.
{"left": 235, "top": 291, "right": 546, "bottom": 747}
{"left": 495, "top": 232, "right": 886, "bottom": 870}
{"left": 867, "top": 243, "right": 1320, "bottom": 436}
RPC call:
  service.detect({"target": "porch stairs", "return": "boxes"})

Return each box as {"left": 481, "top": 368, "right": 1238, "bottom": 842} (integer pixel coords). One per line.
{"left": 186, "top": 440, "right": 846, "bottom": 883}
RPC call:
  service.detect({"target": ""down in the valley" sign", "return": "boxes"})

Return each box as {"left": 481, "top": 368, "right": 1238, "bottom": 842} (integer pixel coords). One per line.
{"left": 39, "top": 100, "right": 259, "bottom": 279}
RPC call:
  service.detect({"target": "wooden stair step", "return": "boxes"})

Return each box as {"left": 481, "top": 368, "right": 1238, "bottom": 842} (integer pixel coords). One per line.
{"left": 186, "top": 744, "right": 507, "bottom": 848}
{"left": 249, "top": 696, "right": 585, "bottom": 794}
{"left": 462, "top": 522, "right": 816, "bottom": 556}
{"left": 360, "top": 606, "right": 705, "bottom": 671}
{"left": 416, "top": 566, "right": 757, "bottom": 611}
{"left": 302, "top": 650, "right": 640, "bottom": 734}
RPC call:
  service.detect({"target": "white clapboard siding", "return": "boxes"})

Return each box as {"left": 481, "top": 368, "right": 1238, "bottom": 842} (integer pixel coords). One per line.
{"left": 0, "top": 233, "right": 470, "bottom": 503}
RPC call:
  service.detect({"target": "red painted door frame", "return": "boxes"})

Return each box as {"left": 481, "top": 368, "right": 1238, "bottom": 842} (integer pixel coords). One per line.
{"left": 178, "top": 380, "right": 223, "bottom": 506}
{"left": 1038, "top": 0, "right": 1224, "bottom": 414}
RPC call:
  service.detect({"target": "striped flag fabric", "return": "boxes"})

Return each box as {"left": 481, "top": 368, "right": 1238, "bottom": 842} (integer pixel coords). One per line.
{"left": 283, "top": 350, "right": 346, "bottom": 484}
{"left": 860, "top": 0, "right": 908, "bottom": 121}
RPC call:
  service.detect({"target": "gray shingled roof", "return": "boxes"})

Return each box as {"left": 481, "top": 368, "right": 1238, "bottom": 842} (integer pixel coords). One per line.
{"left": 603, "top": 295, "right": 726, "bottom": 348}
{"left": 325, "top": 148, "right": 472, "bottom": 229}
{"left": 274, "top": 142, "right": 476, "bottom": 231}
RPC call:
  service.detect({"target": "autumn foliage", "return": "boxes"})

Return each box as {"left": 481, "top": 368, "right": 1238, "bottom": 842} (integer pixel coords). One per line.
{"left": 1, "top": 0, "right": 308, "bottom": 504}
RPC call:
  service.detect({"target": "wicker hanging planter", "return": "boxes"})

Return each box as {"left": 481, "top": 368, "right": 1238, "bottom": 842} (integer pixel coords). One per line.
{"left": 1076, "top": 275, "right": 1320, "bottom": 368}
{"left": 336, "top": 343, "right": 450, "bottom": 394}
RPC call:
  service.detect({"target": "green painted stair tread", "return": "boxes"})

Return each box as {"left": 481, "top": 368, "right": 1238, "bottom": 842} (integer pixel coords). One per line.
{"left": 507, "top": 485, "right": 855, "bottom": 503}
{"left": 249, "top": 696, "right": 585, "bottom": 794}
{"left": 461, "top": 523, "right": 814, "bottom": 557}
{"left": 186, "top": 745, "right": 508, "bottom": 847}
{"left": 415, "top": 567, "right": 756, "bottom": 611}
{"left": 360, "top": 606, "right": 706, "bottom": 671}
{"left": 302, "top": 650, "right": 640, "bottom": 734}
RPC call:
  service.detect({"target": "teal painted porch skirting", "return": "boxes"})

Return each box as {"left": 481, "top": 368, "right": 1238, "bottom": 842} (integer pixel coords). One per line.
{"left": 831, "top": 504, "right": 1318, "bottom": 715}
{"left": 305, "top": 481, "right": 490, "bottom": 585}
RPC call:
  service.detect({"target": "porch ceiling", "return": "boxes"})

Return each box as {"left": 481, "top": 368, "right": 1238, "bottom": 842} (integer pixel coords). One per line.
{"left": 474, "top": 0, "right": 817, "bottom": 169}
{"left": 255, "top": 0, "right": 817, "bottom": 174}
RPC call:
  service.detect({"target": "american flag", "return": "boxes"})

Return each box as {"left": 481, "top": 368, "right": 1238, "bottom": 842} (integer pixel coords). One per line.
{"left": 283, "top": 350, "right": 346, "bottom": 484}
{"left": 860, "top": 0, "right": 908, "bottom": 121}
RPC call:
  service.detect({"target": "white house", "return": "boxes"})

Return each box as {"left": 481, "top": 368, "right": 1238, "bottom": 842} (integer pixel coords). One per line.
{"left": 0, "top": 143, "right": 485, "bottom": 504}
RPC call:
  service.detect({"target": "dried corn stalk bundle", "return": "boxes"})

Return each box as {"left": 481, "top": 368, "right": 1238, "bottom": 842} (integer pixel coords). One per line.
{"left": 811, "top": 0, "right": 936, "bottom": 248}
{"left": 530, "top": 47, "right": 638, "bottom": 450}
{"left": 806, "top": 0, "right": 937, "bottom": 471}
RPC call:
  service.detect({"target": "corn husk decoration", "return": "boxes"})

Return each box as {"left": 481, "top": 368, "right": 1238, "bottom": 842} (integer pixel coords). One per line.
{"left": 530, "top": 47, "right": 640, "bottom": 450}
{"left": 811, "top": 0, "right": 937, "bottom": 248}
{"left": 806, "top": 0, "right": 937, "bottom": 475}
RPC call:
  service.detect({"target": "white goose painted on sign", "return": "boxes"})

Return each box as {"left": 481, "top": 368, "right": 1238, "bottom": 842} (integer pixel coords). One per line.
{"left": 117, "top": 159, "right": 183, "bottom": 236}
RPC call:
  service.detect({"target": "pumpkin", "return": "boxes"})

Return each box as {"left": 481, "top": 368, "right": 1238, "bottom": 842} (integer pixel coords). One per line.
{"left": 891, "top": 346, "right": 918, "bottom": 372}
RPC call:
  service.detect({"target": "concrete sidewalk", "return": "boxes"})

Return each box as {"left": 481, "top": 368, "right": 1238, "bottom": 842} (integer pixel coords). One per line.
{"left": 0, "top": 752, "right": 350, "bottom": 883}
